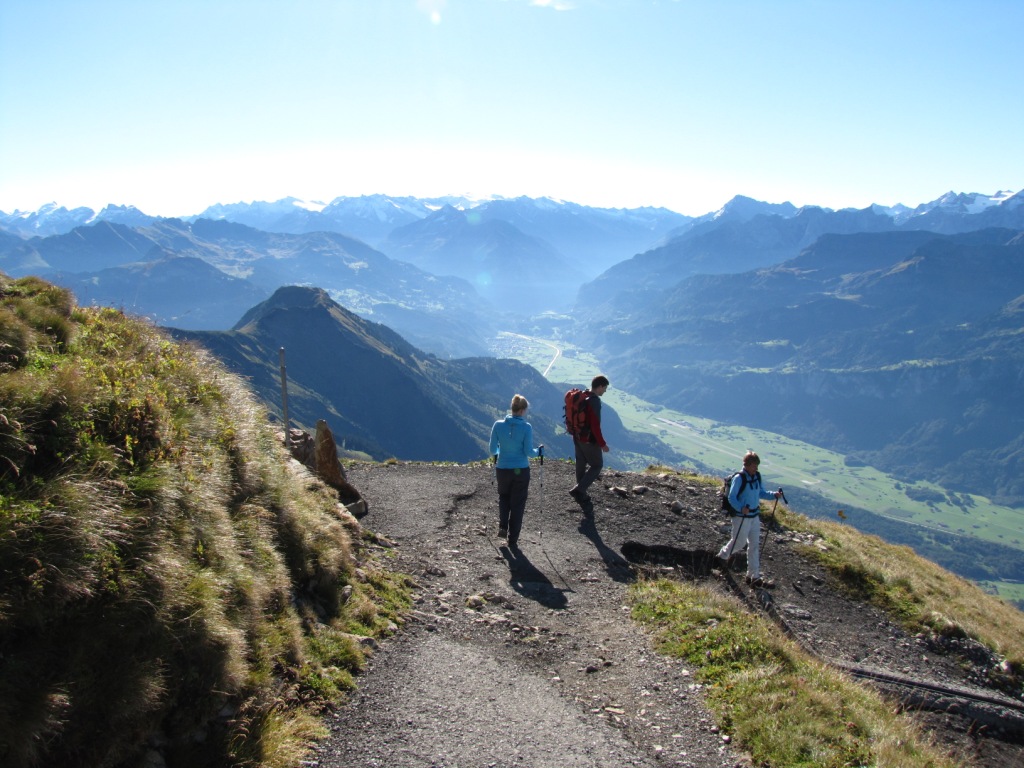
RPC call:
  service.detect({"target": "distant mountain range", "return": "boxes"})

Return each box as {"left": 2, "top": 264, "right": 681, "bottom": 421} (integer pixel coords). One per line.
{"left": 0, "top": 217, "right": 499, "bottom": 357}
{"left": 2, "top": 188, "right": 1022, "bottom": 503}
{"left": 576, "top": 190, "right": 1024, "bottom": 312}
{"left": 0, "top": 195, "right": 691, "bottom": 354}
{"left": 0, "top": 194, "right": 689, "bottom": 281}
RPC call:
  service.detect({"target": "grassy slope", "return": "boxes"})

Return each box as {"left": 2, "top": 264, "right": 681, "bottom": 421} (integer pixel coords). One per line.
{"left": 0, "top": 274, "right": 409, "bottom": 768}
{"left": 630, "top": 470, "right": 1024, "bottom": 768}
{"left": 496, "top": 333, "right": 1024, "bottom": 598}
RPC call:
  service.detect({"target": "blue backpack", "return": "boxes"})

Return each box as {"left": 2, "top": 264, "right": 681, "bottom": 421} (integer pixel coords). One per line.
{"left": 720, "top": 471, "right": 759, "bottom": 514}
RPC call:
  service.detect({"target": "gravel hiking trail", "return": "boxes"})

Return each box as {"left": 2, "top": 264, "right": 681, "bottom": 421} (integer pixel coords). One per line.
{"left": 311, "top": 461, "right": 1023, "bottom": 768}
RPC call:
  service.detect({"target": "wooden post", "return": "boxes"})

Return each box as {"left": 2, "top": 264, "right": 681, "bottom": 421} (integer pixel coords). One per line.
{"left": 279, "top": 347, "right": 290, "bottom": 446}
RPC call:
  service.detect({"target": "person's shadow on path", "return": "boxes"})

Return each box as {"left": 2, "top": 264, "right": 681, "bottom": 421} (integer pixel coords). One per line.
{"left": 500, "top": 545, "right": 570, "bottom": 609}
{"left": 577, "top": 512, "right": 632, "bottom": 583}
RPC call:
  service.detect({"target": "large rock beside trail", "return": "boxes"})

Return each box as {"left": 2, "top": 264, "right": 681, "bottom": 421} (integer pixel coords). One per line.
{"left": 285, "top": 421, "right": 368, "bottom": 516}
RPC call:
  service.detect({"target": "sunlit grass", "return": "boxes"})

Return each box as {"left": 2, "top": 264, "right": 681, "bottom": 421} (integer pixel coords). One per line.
{"left": 779, "top": 506, "right": 1024, "bottom": 679}
{"left": 1, "top": 274, "right": 412, "bottom": 767}
{"left": 631, "top": 579, "right": 960, "bottom": 768}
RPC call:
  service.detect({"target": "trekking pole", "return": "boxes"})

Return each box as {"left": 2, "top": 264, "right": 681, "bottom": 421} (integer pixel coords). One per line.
{"left": 537, "top": 445, "right": 544, "bottom": 517}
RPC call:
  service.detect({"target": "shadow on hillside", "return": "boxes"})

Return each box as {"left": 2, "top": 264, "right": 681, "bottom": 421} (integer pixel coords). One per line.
{"left": 501, "top": 546, "right": 570, "bottom": 610}
{"left": 619, "top": 542, "right": 722, "bottom": 580}
{"left": 577, "top": 515, "right": 633, "bottom": 583}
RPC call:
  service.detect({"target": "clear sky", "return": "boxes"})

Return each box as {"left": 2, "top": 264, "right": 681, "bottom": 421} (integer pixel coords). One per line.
{"left": 1, "top": 0, "right": 1021, "bottom": 218}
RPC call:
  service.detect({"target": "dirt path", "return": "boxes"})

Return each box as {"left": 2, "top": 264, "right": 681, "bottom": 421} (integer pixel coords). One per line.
{"left": 312, "top": 461, "right": 1023, "bottom": 768}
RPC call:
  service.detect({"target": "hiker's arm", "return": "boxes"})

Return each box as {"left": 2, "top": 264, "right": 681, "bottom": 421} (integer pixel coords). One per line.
{"left": 524, "top": 423, "right": 540, "bottom": 459}
{"left": 587, "top": 401, "right": 607, "bottom": 448}
{"left": 488, "top": 423, "right": 500, "bottom": 457}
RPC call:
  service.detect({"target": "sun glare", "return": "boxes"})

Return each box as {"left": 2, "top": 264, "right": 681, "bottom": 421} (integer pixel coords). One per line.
{"left": 417, "top": 0, "right": 445, "bottom": 24}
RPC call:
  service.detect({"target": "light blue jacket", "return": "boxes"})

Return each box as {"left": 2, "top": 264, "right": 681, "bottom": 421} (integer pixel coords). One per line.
{"left": 489, "top": 414, "right": 539, "bottom": 469}
{"left": 729, "top": 470, "right": 775, "bottom": 517}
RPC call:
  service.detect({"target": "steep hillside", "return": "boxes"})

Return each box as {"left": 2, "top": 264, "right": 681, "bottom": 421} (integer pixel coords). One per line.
{"left": 56, "top": 253, "right": 270, "bottom": 329}
{"left": 0, "top": 273, "right": 407, "bottom": 767}
{"left": 172, "top": 286, "right": 679, "bottom": 468}
{"left": 584, "top": 228, "right": 1024, "bottom": 507}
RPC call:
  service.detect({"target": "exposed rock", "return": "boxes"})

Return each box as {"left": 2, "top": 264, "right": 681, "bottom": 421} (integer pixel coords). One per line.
{"left": 285, "top": 420, "right": 369, "bottom": 516}
{"left": 285, "top": 427, "right": 315, "bottom": 465}
{"left": 315, "top": 420, "right": 365, "bottom": 506}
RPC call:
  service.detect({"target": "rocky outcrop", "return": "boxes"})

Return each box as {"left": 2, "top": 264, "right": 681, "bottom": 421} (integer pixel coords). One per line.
{"left": 285, "top": 421, "right": 369, "bottom": 517}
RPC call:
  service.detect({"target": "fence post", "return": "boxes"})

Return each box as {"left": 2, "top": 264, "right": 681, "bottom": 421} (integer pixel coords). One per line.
{"left": 279, "top": 347, "right": 290, "bottom": 447}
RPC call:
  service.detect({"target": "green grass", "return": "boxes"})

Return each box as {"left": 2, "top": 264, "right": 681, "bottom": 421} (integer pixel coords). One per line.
{"left": 631, "top": 579, "right": 960, "bottom": 768}
{"left": 773, "top": 505, "right": 1024, "bottom": 681}
{"left": 0, "top": 274, "right": 412, "bottom": 768}
{"left": 497, "top": 332, "right": 1024, "bottom": 560}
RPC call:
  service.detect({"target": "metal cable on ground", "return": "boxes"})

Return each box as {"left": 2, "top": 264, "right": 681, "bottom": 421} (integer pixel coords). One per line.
{"left": 716, "top": 550, "right": 1024, "bottom": 734}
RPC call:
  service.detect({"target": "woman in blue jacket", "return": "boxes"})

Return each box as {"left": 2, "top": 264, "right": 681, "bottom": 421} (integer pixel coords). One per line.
{"left": 717, "top": 451, "right": 782, "bottom": 587}
{"left": 489, "top": 394, "right": 542, "bottom": 548}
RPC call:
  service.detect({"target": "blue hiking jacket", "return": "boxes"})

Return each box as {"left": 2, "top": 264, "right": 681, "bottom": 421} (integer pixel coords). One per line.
{"left": 489, "top": 415, "right": 539, "bottom": 469}
{"left": 729, "top": 470, "right": 775, "bottom": 517}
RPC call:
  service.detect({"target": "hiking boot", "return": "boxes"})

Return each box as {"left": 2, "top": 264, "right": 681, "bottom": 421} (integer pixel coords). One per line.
{"left": 498, "top": 527, "right": 508, "bottom": 539}
{"left": 747, "top": 576, "right": 776, "bottom": 589}
{"left": 569, "top": 488, "right": 592, "bottom": 505}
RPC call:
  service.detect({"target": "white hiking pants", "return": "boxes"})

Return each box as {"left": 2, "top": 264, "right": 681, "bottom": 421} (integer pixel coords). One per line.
{"left": 718, "top": 514, "right": 761, "bottom": 578}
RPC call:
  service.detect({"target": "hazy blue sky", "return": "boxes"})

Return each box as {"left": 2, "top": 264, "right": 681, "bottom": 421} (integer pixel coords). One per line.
{"left": 1, "top": 0, "right": 1021, "bottom": 217}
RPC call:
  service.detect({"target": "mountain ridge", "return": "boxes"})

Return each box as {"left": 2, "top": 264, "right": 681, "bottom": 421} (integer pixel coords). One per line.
{"left": 172, "top": 285, "right": 680, "bottom": 468}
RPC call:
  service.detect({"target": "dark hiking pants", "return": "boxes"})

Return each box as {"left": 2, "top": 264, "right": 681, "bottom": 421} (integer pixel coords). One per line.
{"left": 496, "top": 466, "right": 530, "bottom": 545}
{"left": 573, "top": 438, "right": 603, "bottom": 496}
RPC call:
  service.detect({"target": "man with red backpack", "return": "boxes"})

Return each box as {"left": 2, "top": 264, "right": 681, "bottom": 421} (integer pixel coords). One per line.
{"left": 567, "top": 375, "right": 610, "bottom": 510}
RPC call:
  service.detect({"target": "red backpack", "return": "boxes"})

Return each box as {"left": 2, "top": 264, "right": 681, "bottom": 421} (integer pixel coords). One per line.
{"left": 563, "top": 388, "right": 591, "bottom": 437}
